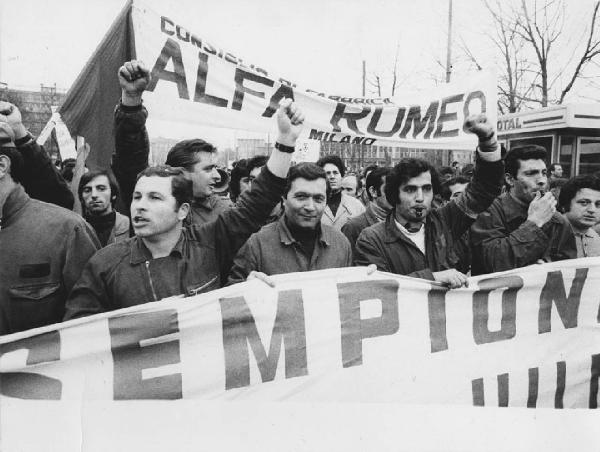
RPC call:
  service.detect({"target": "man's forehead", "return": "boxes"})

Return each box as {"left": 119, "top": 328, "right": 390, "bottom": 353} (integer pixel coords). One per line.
{"left": 85, "top": 174, "right": 110, "bottom": 187}
{"left": 401, "top": 171, "right": 432, "bottom": 186}
{"left": 575, "top": 188, "right": 600, "bottom": 200}
{"left": 290, "top": 177, "right": 327, "bottom": 193}
{"left": 342, "top": 176, "right": 357, "bottom": 186}
{"left": 449, "top": 182, "right": 468, "bottom": 193}
{"left": 193, "top": 151, "right": 218, "bottom": 166}
{"left": 323, "top": 163, "right": 341, "bottom": 173}
{"left": 518, "top": 159, "right": 546, "bottom": 172}
{"left": 135, "top": 175, "right": 172, "bottom": 193}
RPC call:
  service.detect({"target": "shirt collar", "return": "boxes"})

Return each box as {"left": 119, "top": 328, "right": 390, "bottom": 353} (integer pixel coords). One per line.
{"left": 129, "top": 231, "right": 186, "bottom": 264}
{"left": 277, "top": 215, "right": 330, "bottom": 246}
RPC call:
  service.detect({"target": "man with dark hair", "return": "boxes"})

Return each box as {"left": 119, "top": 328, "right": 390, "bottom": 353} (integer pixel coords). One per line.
{"left": 440, "top": 176, "right": 470, "bottom": 203}
{"left": 470, "top": 145, "right": 576, "bottom": 275}
{"left": 316, "top": 154, "right": 365, "bottom": 229}
{"left": 228, "top": 162, "right": 351, "bottom": 284}
{"left": 0, "top": 108, "right": 99, "bottom": 334}
{"left": 342, "top": 167, "right": 392, "bottom": 256}
{"left": 549, "top": 162, "right": 564, "bottom": 181}
{"left": 229, "top": 159, "right": 249, "bottom": 204}
{"left": 112, "top": 61, "right": 228, "bottom": 225}
{"left": 64, "top": 62, "right": 305, "bottom": 318}
{"left": 558, "top": 174, "right": 600, "bottom": 257}
{"left": 359, "top": 164, "right": 379, "bottom": 205}
{"left": 78, "top": 170, "right": 130, "bottom": 247}
{"left": 354, "top": 115, "right": 503, "bottom": 288}
{"left": 228, "top": 156, "right": 270, "bottom": 205}
{"left": 438, "top": 166, "right": 455, "bottom": 182}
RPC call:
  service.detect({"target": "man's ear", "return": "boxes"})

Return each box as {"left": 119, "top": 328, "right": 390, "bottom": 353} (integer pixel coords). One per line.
{"left": 368, "top": 186, "right": 377, "bottom": 199}
{"left": 0, "top": 154, "right": 11, "bottom": 179}
{"left": 177, "top": 202, "right": 190, "bottom": 221}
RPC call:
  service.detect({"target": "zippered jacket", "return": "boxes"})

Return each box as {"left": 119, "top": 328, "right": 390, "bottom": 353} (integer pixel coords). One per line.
{"left": 63, "top": 165, "right": 286, "bottom": 319}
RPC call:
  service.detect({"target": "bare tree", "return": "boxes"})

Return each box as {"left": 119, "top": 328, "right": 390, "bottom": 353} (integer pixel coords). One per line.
{"left": 558, "top": 1, "right": 600, "bottom": 102}
{"left": 484, "top": 1, "right": 537, "bottom": 113}
{"left": 486, "top": 0, "right": 600, "bottom": 109}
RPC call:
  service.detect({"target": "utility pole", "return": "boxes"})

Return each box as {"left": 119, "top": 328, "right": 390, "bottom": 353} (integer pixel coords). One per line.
{"left": 445, "top": 0, "right": 453, "bottom": 83}
{"left": 362, "top": 60, "right": 366, "bottom": 96}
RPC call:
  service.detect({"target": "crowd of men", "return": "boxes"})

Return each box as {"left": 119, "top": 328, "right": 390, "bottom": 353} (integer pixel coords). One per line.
{"left": 2, "top": 59, "right": 600, "bottom": 336}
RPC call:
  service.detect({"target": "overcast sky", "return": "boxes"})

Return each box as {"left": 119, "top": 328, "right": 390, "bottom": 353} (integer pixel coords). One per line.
{"left": 0, "top": 0, "right": 491, "bottom": 94}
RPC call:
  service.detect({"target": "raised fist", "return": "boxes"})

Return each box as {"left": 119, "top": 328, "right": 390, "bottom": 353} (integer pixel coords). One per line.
{"left": 118, "top": 60, "right": 150, "bottom": 101}
{"left": 0, "top": 102, "right": 27, "bottom": 140}
{"left": 464, "top": 113, "right": 494, "bottom": 140}
{"left": 276, "top": 98, "right": 305, "bottom": 147}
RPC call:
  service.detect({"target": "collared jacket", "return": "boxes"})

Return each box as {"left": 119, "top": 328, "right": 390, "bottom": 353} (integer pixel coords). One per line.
{"left": 228, "top": 216, "right": 352, "bottom": 285}
{"left": 112, "top": 103, "right": 230, "bottom": 224}
{"left": 0, "top": 185, "right": 99, "bottom": 334}
{"left": 354, "top": 157, "right": 504, "bottom": 279}
{"left": 109, "top": 212, "right": 131, "bottom": 244}
{"left": 469, "top": 193, "right": 576, "bottom": 275}
{"left": 64, "top": 166, "right": 286, "bottom": 319}
{"left": 321, "top": 193, "right": 365, "bottom": 230}
{"left": 186, "top": 195, "right": 231, "bottom": 227}
{"left": 341, "top": 203, "right": 384, "bottom": 257}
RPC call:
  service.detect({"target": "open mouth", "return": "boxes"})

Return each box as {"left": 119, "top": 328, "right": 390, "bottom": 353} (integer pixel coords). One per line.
{"left": 413, "top": 206, "right": 425, "bottom": 218}
{"left": 133, "top": 216, "right": 149, "bottom": 225}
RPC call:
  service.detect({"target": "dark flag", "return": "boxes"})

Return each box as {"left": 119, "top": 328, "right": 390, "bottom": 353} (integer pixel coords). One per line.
{"left": 59, "top": 0, "right": 135, "bottom": 171}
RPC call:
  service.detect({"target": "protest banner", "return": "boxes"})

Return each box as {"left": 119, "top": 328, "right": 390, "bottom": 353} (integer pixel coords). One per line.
{"left": 56, "top": 0, "right": 496, "bottom": 170}
{"left": 1, "top": 259, "right": 599, "bottom": 408}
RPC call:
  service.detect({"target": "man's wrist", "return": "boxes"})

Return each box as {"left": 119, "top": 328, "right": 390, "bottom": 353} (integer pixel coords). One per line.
{"left": 121, "top": 90, "right": 143, "bottom": 106}
{"left": 274, "top": 142, "right": 296, "bottom": 154}
{"left": 12, "top": 124, "right": 29, "bottom": 141}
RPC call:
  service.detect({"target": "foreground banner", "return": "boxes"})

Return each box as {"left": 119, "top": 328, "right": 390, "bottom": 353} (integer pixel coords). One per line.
{"left": 1, "top": 259, "right": 599, "bottom": 408}
{"left": 57, "top": 0, "right": 495, "bottom": 169}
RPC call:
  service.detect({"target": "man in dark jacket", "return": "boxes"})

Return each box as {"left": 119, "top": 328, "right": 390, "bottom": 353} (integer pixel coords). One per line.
{"left": 78, "top": 170, "right": 130, "bottom": 247}
{"left": 228, "top": 163, "right": 352, "bottom": 285}
{"left": 354, "top": 115, "right": 504, "bottom": 288}
{"left": 470, "top": 145, "right": 576, "bottom": 275}
{"left": 341, "top": 167, "right": 391, "bottom": 256}
{"left": 63, "top": 62, "right": 304, "bottom": 318}
{"left": 112, "top": 60, "right": 229, "bottom": 225}
{"left": 0, "top": 116, "right": 99, "bottom": 335}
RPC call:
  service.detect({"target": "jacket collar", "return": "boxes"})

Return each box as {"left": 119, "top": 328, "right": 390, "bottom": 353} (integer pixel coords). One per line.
{"left": 382, "top": 209, "right": 428, "bottom": 244}
{"left": 277, "top": 215, "right": 331, "bottom": 247}
{"left": 1, "top": 184, "right": 29, "bottom": 228}
{"left": 129, "top": 231, "right": 186, "bottom": 264}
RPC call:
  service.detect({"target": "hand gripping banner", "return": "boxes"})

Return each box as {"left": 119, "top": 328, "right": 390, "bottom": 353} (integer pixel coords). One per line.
{"left": 1, "top": 259, "right": 599, "bottom": 408}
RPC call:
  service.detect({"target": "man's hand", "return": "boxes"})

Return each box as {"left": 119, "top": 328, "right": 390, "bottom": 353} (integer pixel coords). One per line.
{"left": 527, "top": 191, "right": 556, "bottom": 228}
{"left": 432, "top": 269, "right": 468, "bottom": 289}
{"left": 276, "top": 98, "right": 304, "bottom": 147}
{"left": 0, "top": 101, "right": 28, "bottom": 140}
{"left": 118, "top": 60, "right": 151, "bottom": 106}
{"left": 247, "top": 271, "right": 276, "bottom": 288}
